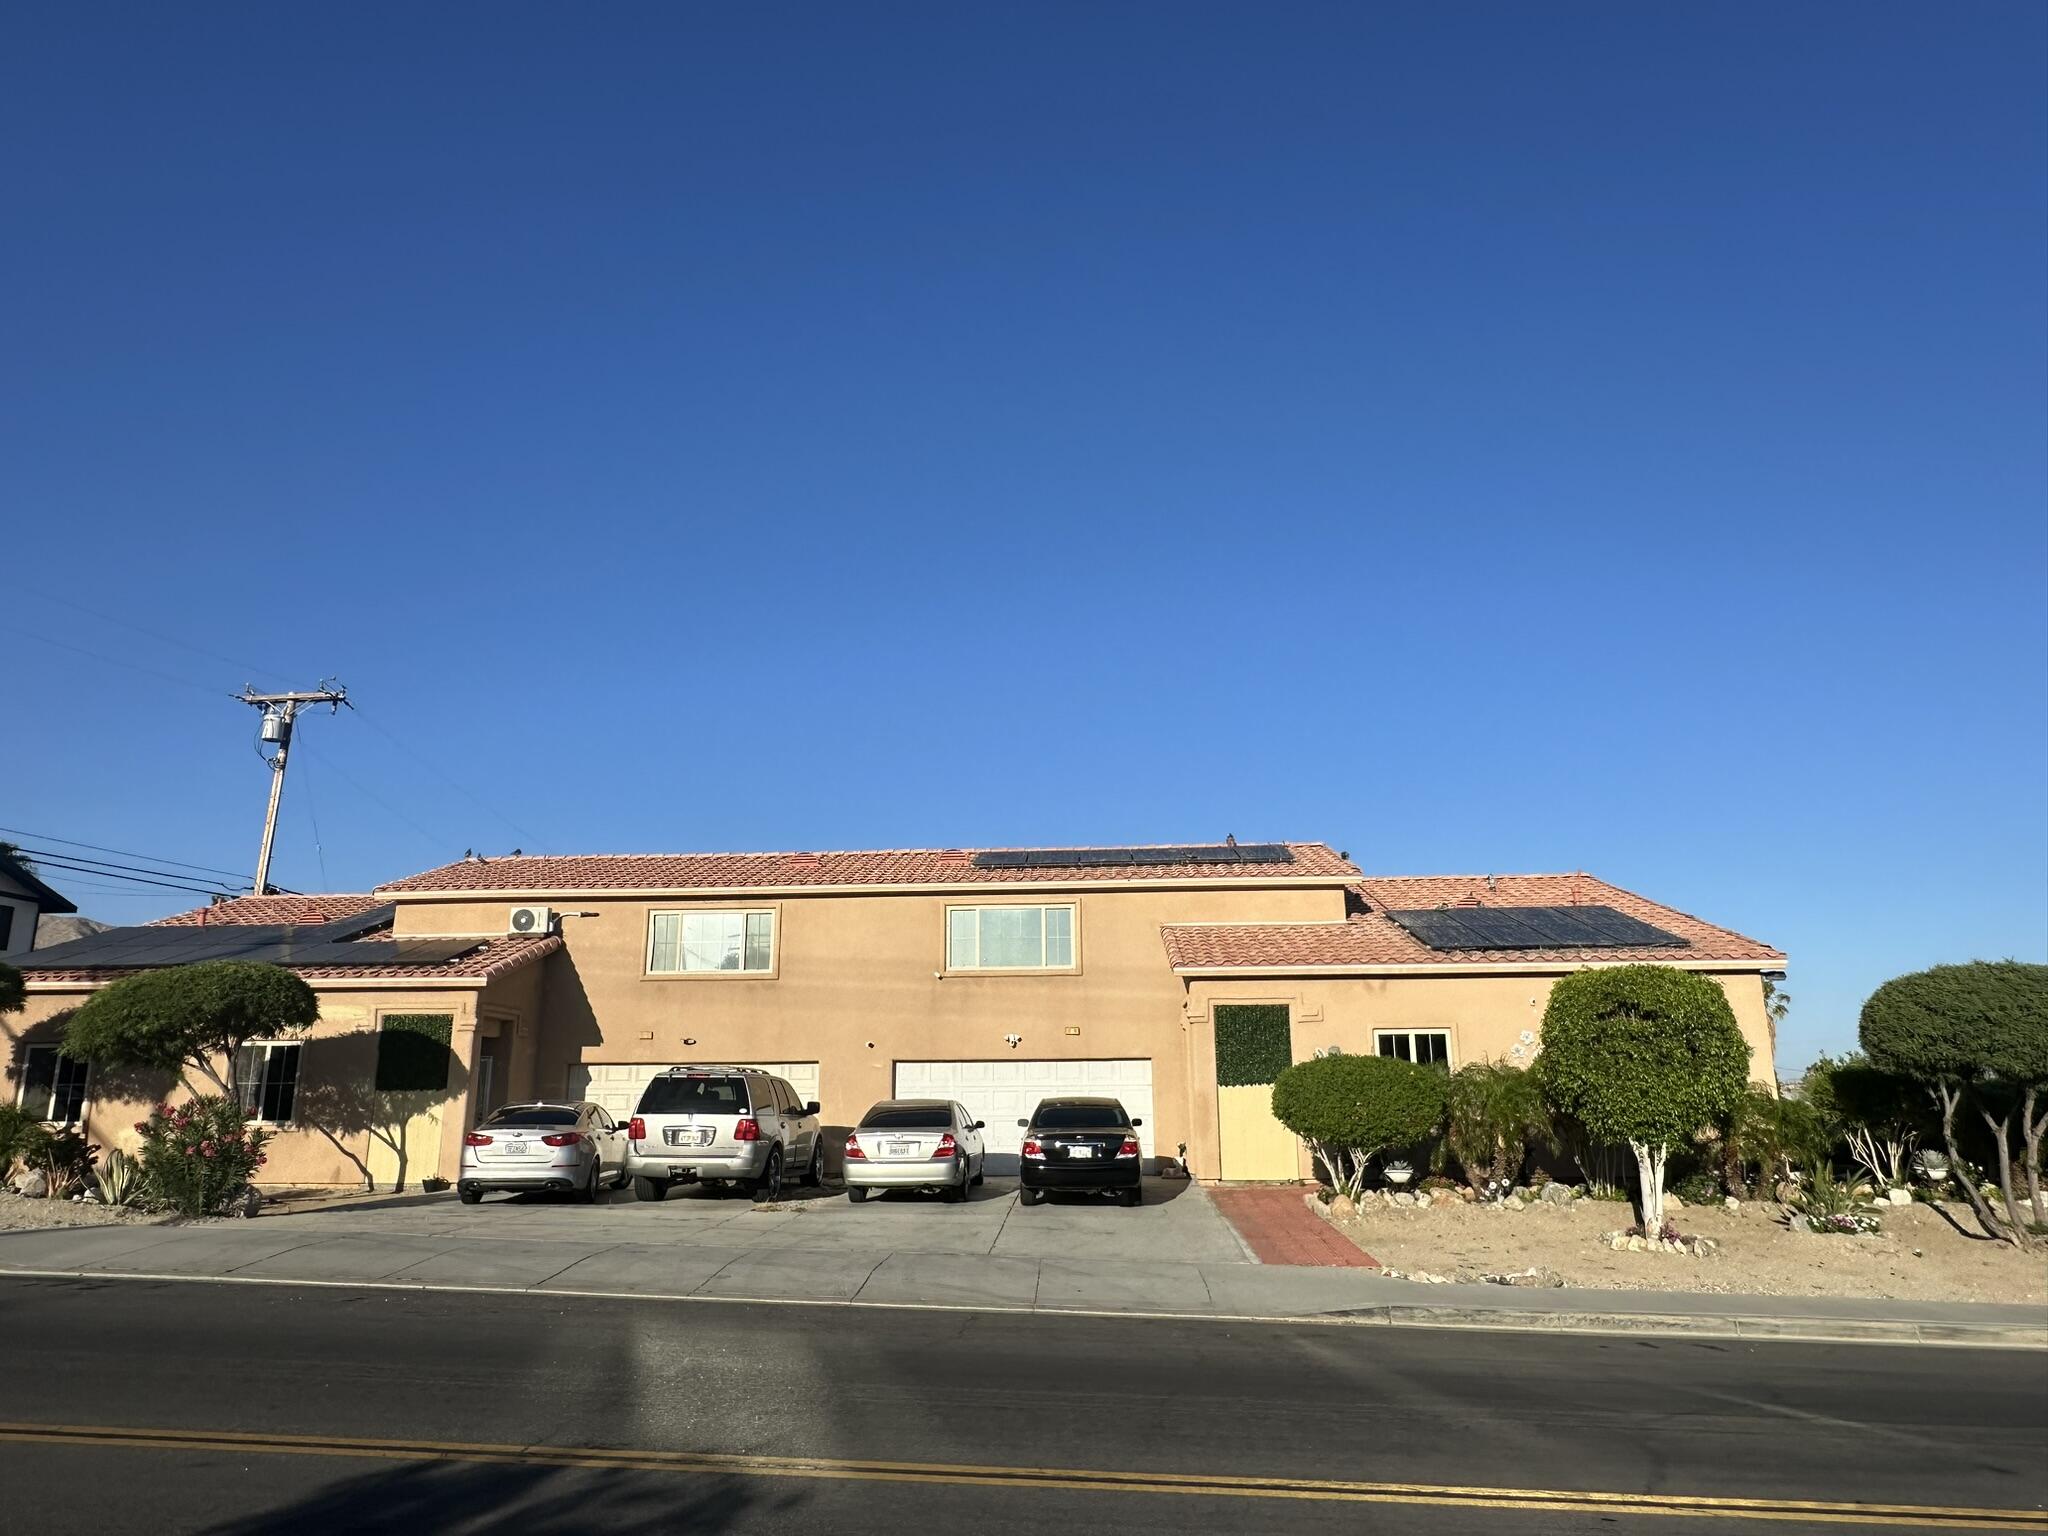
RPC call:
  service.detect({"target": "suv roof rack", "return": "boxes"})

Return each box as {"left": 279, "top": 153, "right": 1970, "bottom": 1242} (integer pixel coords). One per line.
{"left": 655, "top": 1064, "right": 770, "bottom": 1075}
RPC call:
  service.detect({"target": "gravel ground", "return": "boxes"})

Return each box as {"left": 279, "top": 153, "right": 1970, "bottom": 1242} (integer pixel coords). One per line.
{"left": 0, "top": 1190, "right": 174, "bottom": 1231}
{"left": 1327, "top": 1196, "right": 2047, "bottom": 1303}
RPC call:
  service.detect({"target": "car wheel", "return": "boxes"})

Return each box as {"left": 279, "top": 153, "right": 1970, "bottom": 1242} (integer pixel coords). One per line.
{"left": 578, "top": 1163, "right": 602, "bottom": 1204}
{"left": 633, "top": 1176, "right": 667, "bottom": 1203}
{"left": 971, "top": 1157, "right": 985, "bottom": 1188}
{"left": 942, "top": 1166, "right": 967, "bottom": 1203}
{"left": 751, "top": 1148, "right": 784, "bottom": 1204}
{"left": 458, "top": 1187, "right": 482, "bottom": 1206}
{"left": 801, "top": 1141, "right": 824, "bottom": 1188}
{"left": 1118, "top": 1186, "right": 1142, "bottom": 1208}
{"left": 847, "top": 1186, "right": 868, "bottom": 1204}
{"left": 1018, "top": 1187, "right": 1042, "bottom": 1207}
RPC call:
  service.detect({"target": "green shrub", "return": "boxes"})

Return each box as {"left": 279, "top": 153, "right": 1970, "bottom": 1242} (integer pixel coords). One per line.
{"left": 136, "top": 1096, "right": 269, "bottom": 1216}
{"left": 1805, "top": 1052, "right": 1928, "bottom": 1189}
{"left": 1215, "top": 1005, "right": 1292, "bottom": 1087}
{"left": 1719, "top": 1086, "right": 1827, "bottom": 1196}
{"left": 1271, "top": 1052, "right": 1446, "bottom": 1198}
{"left": 1539, "top": 965, "right": 1751, "bottom": 1231}
{"left": 1445, "top": 1060, "right": 1551, "bottom": 1198}
{"left": 16, "top": 1124, "right": 97, "bottom": 1198}
{"left": 1787, "top": 1166, "right": 1881, "bottom": 1235}
{"left": 1672, "top": 1169, "right": 1721, "bottom": 1205}
{"left": 0, "top": 1102, "right": 37, "bottom": 1180}
{"left": 0, "top": 960, "right": 22, "bottom": 1017}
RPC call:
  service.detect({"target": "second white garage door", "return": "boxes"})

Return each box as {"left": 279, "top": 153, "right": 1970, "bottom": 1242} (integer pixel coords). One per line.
{"left": 568, "top": 1062, "right": 821, "bottom": 1122}
{"left": 893, "top": 1059, "right": 1154, "bottom": 1158}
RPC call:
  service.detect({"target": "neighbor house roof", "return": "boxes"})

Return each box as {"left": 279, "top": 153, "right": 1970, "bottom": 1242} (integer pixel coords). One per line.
{"left": 152, "top": 893, "right": 386, "bottom": 927}
{"left": 376, "top": 842, "right": 1359, "bottom": 895}
{"left": 1160, "top": 873, "right": 1783, "bottom": 972}
{"left": 0, "top": 851, "right": 78, "bottom": 916}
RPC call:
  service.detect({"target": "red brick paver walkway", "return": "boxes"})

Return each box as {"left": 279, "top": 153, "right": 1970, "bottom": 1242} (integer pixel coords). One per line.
{"left": 1209, "top": 1186, "right": 1378, "bottom": 1267}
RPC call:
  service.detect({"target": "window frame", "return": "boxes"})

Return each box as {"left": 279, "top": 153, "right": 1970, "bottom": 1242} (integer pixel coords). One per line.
{"left": 1372, "top": 1028, "right": 1454, "bottom": 1070}
{"left": 17, "top": 1043, "right": 89, "bottom": 1126}
{"left": 942, "top": 902, "right": 1080, "bottom": 974}
{"left": 235, "top": 1040, "right": 304, "bottom": 1125}
{"left": 643, "top": 905, "right": 781, "bottom": 979}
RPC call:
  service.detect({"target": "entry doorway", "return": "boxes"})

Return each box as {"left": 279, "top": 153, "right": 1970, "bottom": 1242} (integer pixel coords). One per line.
{"left": 1214, "top": 1003, "right": 1301, "bottom": 1181}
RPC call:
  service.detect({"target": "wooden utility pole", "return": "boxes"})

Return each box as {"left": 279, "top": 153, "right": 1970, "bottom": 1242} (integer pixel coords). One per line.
{"left": 237, "top": 683, "right": 350, "bottom": 894}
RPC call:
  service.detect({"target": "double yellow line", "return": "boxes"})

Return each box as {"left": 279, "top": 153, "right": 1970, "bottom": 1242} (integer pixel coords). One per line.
{"left": 0, "top": 1420, "right": 2040, "bottom": 1529}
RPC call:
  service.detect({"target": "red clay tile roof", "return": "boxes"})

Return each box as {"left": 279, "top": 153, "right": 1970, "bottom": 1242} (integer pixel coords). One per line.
{"left": 377, "top": 843, "right": 1357, "bottom": 894}
{"left": 24, "top": 933, "right": 561, "bottom": 988}
{"left": 152, "top": 894, "right": 385, "bottom": 927}
{"left": 1161, "top": 873, "right": 1783, "bottom": 971}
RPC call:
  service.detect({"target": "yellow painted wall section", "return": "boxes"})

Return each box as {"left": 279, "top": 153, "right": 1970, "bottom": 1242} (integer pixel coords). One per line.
{"left": 1215, "top": 1082, "right": 1303, "bottom": 1181}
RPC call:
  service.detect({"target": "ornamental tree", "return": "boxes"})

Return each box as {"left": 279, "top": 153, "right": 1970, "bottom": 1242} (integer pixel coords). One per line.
{"left": 1270, "top": 1052, "right": 1446, "bottom": 1199}
{"left": 0, "top": 959, "right": 22, "bottom": 1017}
{"left": 63, "top": 961, "right": 318, "bottom": 1100}
{"left": 1538, "top": 965, "right": 1751, "bottom": 1231}
{"left": 1859, "top": 961, "right": 2048, "bottom": 1248}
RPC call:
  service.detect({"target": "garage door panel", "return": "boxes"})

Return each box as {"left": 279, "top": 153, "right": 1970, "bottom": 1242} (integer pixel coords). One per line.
{"left": 893, "top": 1059, "right": 1153, "bottom": 1160}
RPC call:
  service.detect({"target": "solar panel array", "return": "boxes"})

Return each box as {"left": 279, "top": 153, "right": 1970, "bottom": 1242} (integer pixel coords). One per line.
{"left": 971, "top": 844, "right": 1294, "bottom": 870}
{"left": 1386, "top": 905, "right": 1688, "bottom": 952}
{"left": 21, "top": 906, "right": 486, "bottom": 973}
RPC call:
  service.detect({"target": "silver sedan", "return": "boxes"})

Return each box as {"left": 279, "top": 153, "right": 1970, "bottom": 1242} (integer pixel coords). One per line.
{"left": 844, "top": 1099, "right": 987, "bottom": 1202}
{"left": 458, "top": 1101, "right": 629, "bottom": 1204}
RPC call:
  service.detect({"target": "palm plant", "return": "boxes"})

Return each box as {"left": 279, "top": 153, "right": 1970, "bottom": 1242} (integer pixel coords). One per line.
{"left": 1446, "top": 1060, "right": 1552, "bottom": 1197}
{"left": 1762, "top": 976, "right": 1790, "bottom": 1054}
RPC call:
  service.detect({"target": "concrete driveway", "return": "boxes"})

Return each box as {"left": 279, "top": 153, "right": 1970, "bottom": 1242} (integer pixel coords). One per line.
{"left": 255, "top": 1174, "right": 1255, "bottom": 1266}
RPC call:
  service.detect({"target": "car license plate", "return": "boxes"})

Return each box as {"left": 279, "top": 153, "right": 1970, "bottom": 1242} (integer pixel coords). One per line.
{"left": 885, "top": 1140, "right": 917, "bottom": 1158}
{"left": 502, "top": 1141, "right": 527, "bottom": 1155}
{"left": 666, "top": 1127, "right": 714, "bottom": 1147}
{"left": 1066, "top": 1144, "right": 1094, "bottom": 1159}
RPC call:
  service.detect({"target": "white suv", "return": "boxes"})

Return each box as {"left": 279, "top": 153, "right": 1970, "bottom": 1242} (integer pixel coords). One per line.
{"left": 623, "top": 1066, "right": 824, "bottom": 1203}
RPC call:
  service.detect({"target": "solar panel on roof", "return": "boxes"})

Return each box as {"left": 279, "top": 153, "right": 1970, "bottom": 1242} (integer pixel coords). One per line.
{"left": 969, "top": 844, "right": 1297, "bottom": 871}
{"left": 1387, "top": 905, "right": 1686, "bottom": 952}
{"left": 20, "top": 925, "right": 486, "bottom": 972}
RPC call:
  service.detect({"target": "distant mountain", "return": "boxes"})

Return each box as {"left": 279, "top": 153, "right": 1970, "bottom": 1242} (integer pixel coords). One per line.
{"left": 34, "top": 915, "right": 113, "bottom": 948}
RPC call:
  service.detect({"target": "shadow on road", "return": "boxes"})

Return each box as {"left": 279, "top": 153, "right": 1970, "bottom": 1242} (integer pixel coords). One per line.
{"left": 198, "top": 1460, "right": 797, "bottom": 1536}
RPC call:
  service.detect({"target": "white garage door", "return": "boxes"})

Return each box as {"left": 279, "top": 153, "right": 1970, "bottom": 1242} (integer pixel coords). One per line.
{"left": 567, "top": 1062, "right": 821, "bottom": 1121}
{"left": 893, "top": 1059, "right": 1154, "bottom": 1158}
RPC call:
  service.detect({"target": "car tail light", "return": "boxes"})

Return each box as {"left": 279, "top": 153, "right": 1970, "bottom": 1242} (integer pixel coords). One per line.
{"left": 844, "top": 1134, "right": 866, "bottom": 1160}
{"left": 463, "top": 1132, "right": 493, "bottom": 1146}
{"left": 1116, "top": 1137, "right": 1140, "bottom": 1159}
{"left": 933, "top": 1132, "right": 958, "bottom": 1159}
{"left": 541, "top": 1132, "right": 583, "bottom": 1147}
{"left": 1021, "top": 1138, "right": 1044, "bottom": 1160}
{"left": 733, "top": 1118, "right": 761, "bottom": 1142}
{"left": 628, "top": 1117, "right": 645, "bottom": 1141}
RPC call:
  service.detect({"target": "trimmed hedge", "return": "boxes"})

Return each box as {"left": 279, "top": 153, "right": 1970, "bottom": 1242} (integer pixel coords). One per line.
{"left": 374, "top": 1013, "right": 455, "bottom": 1092}
{"left": 1270, "top": 1052, "right": 1446, "bottom": 1161}
{"left": 1215, "top": 1004, "right": 1292, "bottom": 1087}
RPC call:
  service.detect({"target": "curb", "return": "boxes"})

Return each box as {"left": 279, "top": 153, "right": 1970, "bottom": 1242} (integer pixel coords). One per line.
{"left": 2, "top": 1264, "right": 2041, "bottom": 1350}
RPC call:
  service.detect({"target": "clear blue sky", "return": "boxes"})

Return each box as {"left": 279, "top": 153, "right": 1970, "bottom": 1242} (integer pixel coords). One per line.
{"left": 3, "top": 6, "right": 2043, "bottom": 1072}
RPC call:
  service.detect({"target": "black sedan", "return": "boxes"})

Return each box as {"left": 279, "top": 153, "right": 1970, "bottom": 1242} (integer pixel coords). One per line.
{"left": 1017, "top": 1097, "right": 1143, "bottom": 1206}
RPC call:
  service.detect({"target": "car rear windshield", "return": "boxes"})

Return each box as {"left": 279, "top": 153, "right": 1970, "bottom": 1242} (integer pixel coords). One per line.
{"left": 860, "top": 1106, "right": 952, "bottom": 1130}
{"left": 1033, "top": 1103, "right": 1129, "bottom": 1129}
{"left": 636, "top": 1076, "right": 752, "bottom": 1115}
{"left": 483, "top": 1107, "right": 579, "bottom": 1128}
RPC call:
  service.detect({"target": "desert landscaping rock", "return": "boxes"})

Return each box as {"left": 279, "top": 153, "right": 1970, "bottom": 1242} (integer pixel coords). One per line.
{"left": 1322, "top": 1191, "right": 2044, "bottom": 1303}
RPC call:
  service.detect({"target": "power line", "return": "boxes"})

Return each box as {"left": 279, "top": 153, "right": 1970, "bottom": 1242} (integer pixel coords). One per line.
{"left": 0, "top": 825, "right": 254, "bottom": 881}
{"left": 23, "top": 856, "right": 238, "bottom": 898}
{"left": 354, "top": 707, "right": 538, "bottom": 847}
{"left": 0, "top": 625, "right": 235, "bottom": 698}
{"left": 19, "top": 590, "right": 297, "bottom": 686}
{"left": 295, "top": 734, "right": 456, "bottom": 856}
{"left": 11, "top": 846, "right": 242, "bottom": 890}
{"left": 298, "top": 749, "right": 332, "bottom": 890}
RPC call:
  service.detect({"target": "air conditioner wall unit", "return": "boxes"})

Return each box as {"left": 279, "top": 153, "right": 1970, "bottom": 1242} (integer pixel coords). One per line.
{"left": 507, "top": 905, "right": 554, "bottom": 937}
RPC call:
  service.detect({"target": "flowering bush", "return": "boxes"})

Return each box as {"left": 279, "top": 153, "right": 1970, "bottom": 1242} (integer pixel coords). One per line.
{"left": 1806, "top": 1211, "right": 1883, "bottom": 1235}
{"left": 136, "top": 1096, "right": 269, "bottom": 1216}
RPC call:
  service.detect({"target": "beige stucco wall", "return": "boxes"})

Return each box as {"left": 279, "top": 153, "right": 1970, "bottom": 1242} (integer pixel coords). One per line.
{"left": 1182, "top": 968, "right": 1776, "bottom": 1181}
{"left": 2, "top": 982, "right": 504, "bottom": 1190}
{"left": 391, "top": 883, "right": 1349, "bottom": 1156}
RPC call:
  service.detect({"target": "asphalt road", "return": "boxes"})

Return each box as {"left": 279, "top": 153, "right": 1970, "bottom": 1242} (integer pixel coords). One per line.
{"left": 0, "top": 1277, "right": 2042, "bottom": 1534}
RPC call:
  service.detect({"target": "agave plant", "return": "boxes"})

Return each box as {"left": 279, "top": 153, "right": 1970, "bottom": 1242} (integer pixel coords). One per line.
{"left": 94, "top": 1148, "right": 141, "bottom": 1208}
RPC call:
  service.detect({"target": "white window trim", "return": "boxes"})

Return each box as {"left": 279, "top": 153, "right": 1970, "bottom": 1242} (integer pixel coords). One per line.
{"left": 1372, "top": 1028, "right": 1454, "bottom": 1069}
{"left": 17, "top": 1043, "right": 90, "bottom": 1126}
{"left": 237, "top": 1040, "right": 304, "bottom": 1125}
{"left": 644, "top": 905, "right": 780, "bottom": 979}
{"left": 943, "top": 902, "right": 1080, "bottom": 974}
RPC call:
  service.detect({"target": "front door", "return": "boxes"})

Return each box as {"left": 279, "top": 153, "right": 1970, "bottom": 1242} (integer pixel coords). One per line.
{"left": 1214, "top": 1004, "right": 1302, "bottom": 1181}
